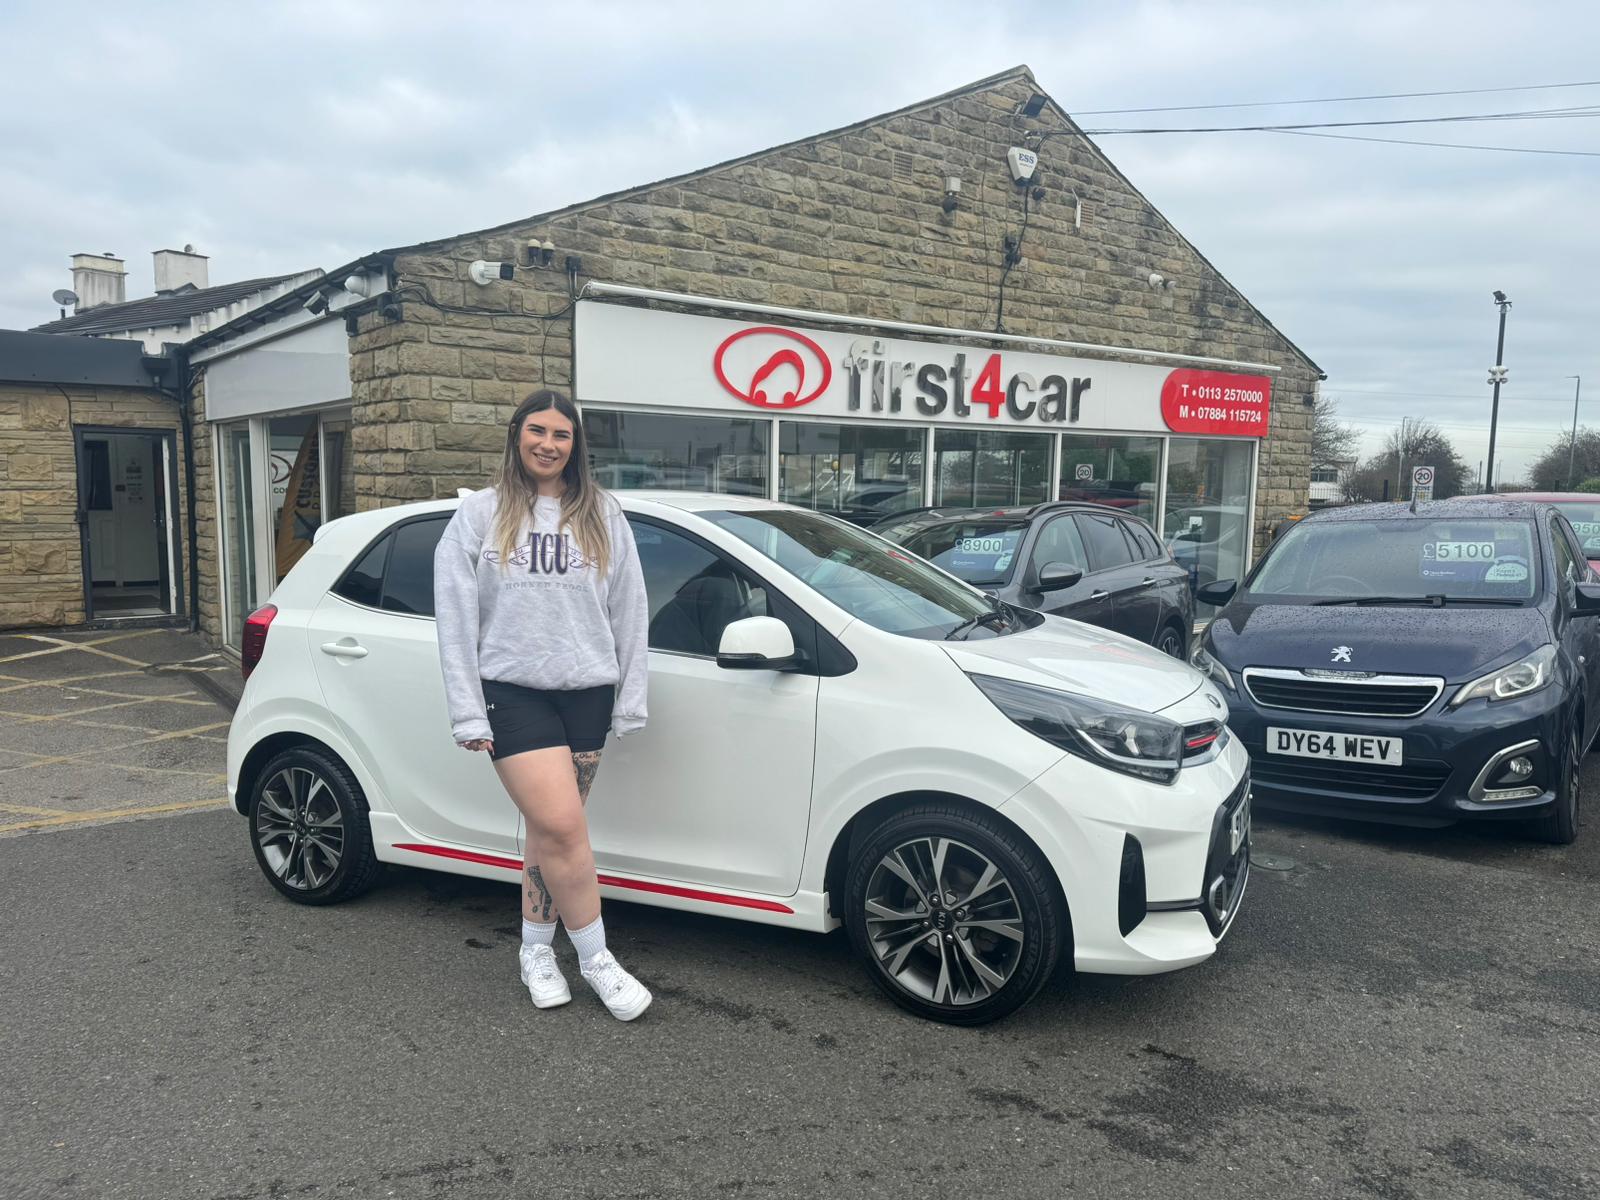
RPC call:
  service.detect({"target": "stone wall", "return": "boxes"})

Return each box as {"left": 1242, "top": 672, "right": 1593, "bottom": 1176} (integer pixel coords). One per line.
{"left": 187, "top": 373, "right": 221, "bottom": 641}
{"left": 345, "top": 68, "right": 1318, "bottom": 556}
{"left": 0, "top": 383, "right": 188, "bottom": 629}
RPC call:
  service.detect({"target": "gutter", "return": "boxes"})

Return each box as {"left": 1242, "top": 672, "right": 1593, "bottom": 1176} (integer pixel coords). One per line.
{"left": 581, "top": 282, "right": 1283, "bottom": 374}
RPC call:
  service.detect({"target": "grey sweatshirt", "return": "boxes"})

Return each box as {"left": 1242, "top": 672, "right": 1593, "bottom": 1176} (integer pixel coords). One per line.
{"left": 433, "top": 488, "right": 648, "bottom": 745}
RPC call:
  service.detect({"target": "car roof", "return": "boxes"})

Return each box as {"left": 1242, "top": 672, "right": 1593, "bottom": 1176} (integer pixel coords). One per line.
{"left": 1295, "top": 497, "right": 1552, "bottom": 524}
{"left": 1507, "top": 492, "right": 1599, "bottom": 503}
{"left": 897, "top": 499, "right": 1148, "bottom": 525}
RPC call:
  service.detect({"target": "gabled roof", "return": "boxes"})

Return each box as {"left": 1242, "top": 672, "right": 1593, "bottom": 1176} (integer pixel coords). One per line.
{"left": 30, "top": 273, "right": 311, "bottom": 335}
{"left": 382, "top": 65, "right": 1319, "bottom": 375}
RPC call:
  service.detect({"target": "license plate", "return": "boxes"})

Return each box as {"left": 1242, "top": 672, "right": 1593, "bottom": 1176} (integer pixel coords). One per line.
{"left": 1230, "top": 794, "right": 1251, "bottom": 856}
{"left": 1266, "top": 727, "right": 1404, "bottom": 766}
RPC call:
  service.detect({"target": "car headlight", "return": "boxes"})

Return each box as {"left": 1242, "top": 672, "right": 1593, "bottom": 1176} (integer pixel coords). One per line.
{"left": 969, "top": 673, "right": 1182, "bottom": 785}
{"left": 1190, "top": 638, "right": 1235, "bottom": 692}
{"left": 1449, "top": 644, "right": 1557, "bottom": 708}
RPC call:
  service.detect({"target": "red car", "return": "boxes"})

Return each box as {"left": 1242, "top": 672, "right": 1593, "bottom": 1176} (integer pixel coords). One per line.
{"left": 1514, "top": 493, "right": 1600, "bottom": 574}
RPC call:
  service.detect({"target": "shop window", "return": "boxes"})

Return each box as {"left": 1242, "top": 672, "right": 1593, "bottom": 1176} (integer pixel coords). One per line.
{"left": 270, "top": 413, "right": 322, "bottom": 580}
{"left": 583, "top": 409, "right": 768, "bottom": 496}
{"left": 933, "top": 429, "right": 1049, "bottom": 510}
{"left": 780, "top": 422, "right": 924, "bottom": 524}
{"left": 1059, "top": 434, "right": 1160, "bottom": 526}
{"left": 1164, "top": 438, "right": 1254, "bottom": 617}
{"left": 219, "top": 421, "right": 258, "bottom": 646}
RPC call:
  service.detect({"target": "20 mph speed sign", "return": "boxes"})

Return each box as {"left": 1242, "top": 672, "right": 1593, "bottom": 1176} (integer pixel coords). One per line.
{"left": 1412, "top": 466, "right": 1434, "bottom": 487}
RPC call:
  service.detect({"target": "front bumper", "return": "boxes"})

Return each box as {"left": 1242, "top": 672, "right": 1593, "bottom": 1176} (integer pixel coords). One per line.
{"left": 1221, "top": 679, "right": 1567, "bottom": 826}
{"left": 999, "top": 734, "right": 1252, "bottom": 976}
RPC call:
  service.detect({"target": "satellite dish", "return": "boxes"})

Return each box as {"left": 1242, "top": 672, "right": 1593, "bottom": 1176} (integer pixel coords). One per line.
{"left": 52, "top": 289, "right": 79, "bottom": 307}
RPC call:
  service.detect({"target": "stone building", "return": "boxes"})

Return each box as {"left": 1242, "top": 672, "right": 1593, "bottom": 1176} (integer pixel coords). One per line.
{"left": 99, "top": 65, "right": 1320, "bottom": 647}
{"left": 0, "top": 332, "right": 192, "bottom": 628}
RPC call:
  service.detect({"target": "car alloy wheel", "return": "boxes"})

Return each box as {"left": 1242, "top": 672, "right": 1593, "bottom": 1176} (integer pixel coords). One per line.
{"left": 1156, "top": 626, "right": 1185, "bottom": 659}
{"left": 1534, "top": 727, "right": 1581, "bottom": 845}
{"left": 863, "top": 836, "right": 1025, "bottom": 1006}
{"left": 844, "top": 803, "right": 1065, "bottom": 1024}
{"left": 248, "top": 745, "right": 381, "bottom": 905}
{"left": 256, "top": 765, "right": 346, "bottom": 890}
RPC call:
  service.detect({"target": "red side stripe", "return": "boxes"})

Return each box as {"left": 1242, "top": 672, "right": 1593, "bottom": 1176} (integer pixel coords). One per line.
{"left": 391, "top": 843, "right": 795, "bottom": 914}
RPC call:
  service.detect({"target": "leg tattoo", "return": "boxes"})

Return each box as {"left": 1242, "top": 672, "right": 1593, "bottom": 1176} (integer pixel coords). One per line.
{"left": 572, "top": 750, "right": 602, "bottom": 805}
{"left": 527, "top": 864, "right": 555, "bottom": 922}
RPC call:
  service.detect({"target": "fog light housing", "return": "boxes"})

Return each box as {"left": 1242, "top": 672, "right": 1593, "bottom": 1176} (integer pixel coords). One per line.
{"left": 1469, "top": 739, "right": 1546, "bottom": 803}
{"left": 1506, "top": 756, "right": 1533, "bottom": 778}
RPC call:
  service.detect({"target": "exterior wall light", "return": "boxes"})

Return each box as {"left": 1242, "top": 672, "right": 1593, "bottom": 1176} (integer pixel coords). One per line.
{"left": 942, "top": 175, "right": 961, "bottom": 213}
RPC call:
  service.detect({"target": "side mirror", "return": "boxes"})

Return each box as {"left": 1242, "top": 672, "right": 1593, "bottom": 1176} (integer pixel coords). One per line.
{"left": 1197, "top": 579, "right": 1238, "bottom": 607}
{"left": 1035, "top": 562, "right": 1084, "bottom": 593}
{"left": 716, "top": 616, "right": 798, "bottom": 671}
{"left": 1575, "top": 581, "right": 1600, "bottom": 617}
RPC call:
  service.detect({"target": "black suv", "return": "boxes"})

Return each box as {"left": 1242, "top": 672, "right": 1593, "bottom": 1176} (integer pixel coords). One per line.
{"left": 876, "top": 502, "right": 1194, "bottom": 656}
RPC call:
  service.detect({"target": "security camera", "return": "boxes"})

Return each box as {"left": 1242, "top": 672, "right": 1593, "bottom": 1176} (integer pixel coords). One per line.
{"left": 1006, "top": 146, "right": 1039, "bottom": 185}
{"left": 302, "top": 290, "right": 328, "bottom": 314}
{"left": 468, "top": 260, "right": 515, "bottom": 286}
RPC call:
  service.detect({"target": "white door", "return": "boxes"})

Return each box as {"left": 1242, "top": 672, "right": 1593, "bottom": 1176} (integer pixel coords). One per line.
{"left": 587, "top": 519, "right": 818, "bottom": 897}
{"left": 305, "top": 514, "right": 514, "bottom": 852}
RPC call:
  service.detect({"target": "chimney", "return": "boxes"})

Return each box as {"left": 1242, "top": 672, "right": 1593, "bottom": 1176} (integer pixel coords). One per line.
{"left": 153, "top": 244, "right": 209, "bottom": 294}
{"left": 71, "top": 252, "right": 127, "bottom": 310}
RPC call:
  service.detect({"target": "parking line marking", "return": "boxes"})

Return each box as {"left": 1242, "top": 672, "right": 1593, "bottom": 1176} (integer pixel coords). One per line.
{"left": 0, "top": 797, "right": 228, "bottom": 834}
{"left": 7, "top": 722, "right": 232, "bottom": 770}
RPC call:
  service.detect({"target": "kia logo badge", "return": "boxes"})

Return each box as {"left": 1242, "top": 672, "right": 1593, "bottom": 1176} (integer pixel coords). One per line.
{"left": 712, "top": 325, "right": 832, "bottom": 410}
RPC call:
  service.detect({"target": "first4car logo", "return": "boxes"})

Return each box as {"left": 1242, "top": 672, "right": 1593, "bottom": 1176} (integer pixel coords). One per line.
{"left": 1331, "top": 645, "right": 1353, "bottom": 663}
{"left": 712, "top": 326, "right": 833, "bottom": 409}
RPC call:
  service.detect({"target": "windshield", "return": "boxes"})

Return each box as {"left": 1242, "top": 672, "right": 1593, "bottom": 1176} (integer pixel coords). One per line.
{"left": 1554, "top": 503, "right": 1600, "bottom": 557}
{"left": 899, "top": 520, "right": 1026, "bottom": 586}
{"left": 1248, "top": 517, "right": 1541, "bottom": 604}
{"left": 705, "top": 509, "right": 998, "bottom": 638}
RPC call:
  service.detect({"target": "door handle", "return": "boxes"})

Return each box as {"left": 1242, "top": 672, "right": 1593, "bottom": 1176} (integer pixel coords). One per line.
{"left": 320, "top": 641, "right": 368, "bottom": 659}
{"left": 1090, "top": 590, "right": 1110, "bottom": 601}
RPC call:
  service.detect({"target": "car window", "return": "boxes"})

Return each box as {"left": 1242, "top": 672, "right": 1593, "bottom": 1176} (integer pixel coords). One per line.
{"left": 1550, "top": 518, "right": 1579, "bottom": 586}
{"left": 899, "top": 520, "right": 1026, "bottom": 586}
{"left": 1028, "top": 515, "right": 1089, "bottom": 575}
{"left": 335, "top": 534, "right": 390, "bottom": 608}
{"left": 629, "top": 519, "right": 770, "bottom": 656}
{"left": 703, "top": 508, "right": 998, "bottom": 640}
{"left": 381, "top": 517, "right": 450, "bottom": 616}
{"left": 1248, "top": 517, "right": 1540, "bottom": 603}
{"left": 1075, "top": 513, "right": 1134, "bottom": 573}
{"left": 1558, "top": 521, "right": 1591, "bottom": 579}
{"left": 1124, "top": 519, "right": 1162, "bottom": 562}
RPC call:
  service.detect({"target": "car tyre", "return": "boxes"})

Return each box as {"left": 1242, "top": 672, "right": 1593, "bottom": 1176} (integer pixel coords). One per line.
{"left": 1154, "top": 622, "right": 1186, "bottom": 659}
{"left": 1533, "top": 727, "right": 1581, "bottom": 845}
{"left": 844, "top": 802, "right": 1065, "bottom": 1025}
{"left": 249, "top": 745, "right": 382, "bottom": 905}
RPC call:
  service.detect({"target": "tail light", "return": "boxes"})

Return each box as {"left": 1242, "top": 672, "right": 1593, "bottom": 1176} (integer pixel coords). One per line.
{"left": 241, "top": 604, "right": 278, "bottom": 680}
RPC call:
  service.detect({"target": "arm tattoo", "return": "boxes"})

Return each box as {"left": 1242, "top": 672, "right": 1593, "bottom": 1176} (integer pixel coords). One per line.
{"left": 527, "top": 864, "right": 555, "bottom": 922}
{"left": 572, "top": 750, "right": 602, "bottom": 804}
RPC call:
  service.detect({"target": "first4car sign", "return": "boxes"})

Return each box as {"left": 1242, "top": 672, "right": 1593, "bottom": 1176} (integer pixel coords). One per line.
{"left": 576, "top": 304, "right": 1273, "bottom": 438}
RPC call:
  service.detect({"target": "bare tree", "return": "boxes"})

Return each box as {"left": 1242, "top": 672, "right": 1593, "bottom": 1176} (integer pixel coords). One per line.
{"left": 1343, "top": 420, "right": 1470, "bottom": 501}
{"left": 1312, "top": 396, "right": 1359, "bottom": 465}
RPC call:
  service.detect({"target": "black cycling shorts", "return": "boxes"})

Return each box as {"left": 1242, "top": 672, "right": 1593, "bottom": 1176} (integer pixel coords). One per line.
{"left": 480, "top": 680, "right": 614, "bottom": 760}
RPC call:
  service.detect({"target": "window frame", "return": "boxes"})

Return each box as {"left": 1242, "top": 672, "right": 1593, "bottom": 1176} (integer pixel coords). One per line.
{"left": 328, "top": 512, "right": 452, "bottom": 621}
{"left": 1074, "top": 511, "right": 1137, "bottom": 574}
{"left": 1026, "top": 513, "right": 1090, "bottom": 579}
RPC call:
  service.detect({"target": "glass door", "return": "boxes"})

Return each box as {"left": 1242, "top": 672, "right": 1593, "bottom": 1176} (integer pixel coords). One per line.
{"left": 219, "top": 421, "right": 259, "bottom": 646}
{"left": 1163, "top": 438, "right": 1255, "bottom": 617}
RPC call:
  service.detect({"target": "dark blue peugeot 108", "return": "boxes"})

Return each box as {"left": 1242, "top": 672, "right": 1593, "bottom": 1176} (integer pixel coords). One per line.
{"left": 1190, "top": 499, "right": 1600, "bottom": 844}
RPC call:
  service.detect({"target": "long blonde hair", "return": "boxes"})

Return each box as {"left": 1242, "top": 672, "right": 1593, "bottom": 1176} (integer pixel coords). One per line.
{"left": 490, "top": 390, "right": 613, "bottom": 578}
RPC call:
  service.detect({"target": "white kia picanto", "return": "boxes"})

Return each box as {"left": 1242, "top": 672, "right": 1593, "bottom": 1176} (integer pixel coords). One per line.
{"left": 228, "top": 492, "right": 1250, "bottom": 1024}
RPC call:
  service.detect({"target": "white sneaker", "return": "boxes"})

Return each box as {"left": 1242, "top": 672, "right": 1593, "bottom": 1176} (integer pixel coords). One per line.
{"left": 518, "top": 943, "right": 572, "bottom": 1008}
{"left": 580, "top": 950, "right": 652, "bottom": 1021}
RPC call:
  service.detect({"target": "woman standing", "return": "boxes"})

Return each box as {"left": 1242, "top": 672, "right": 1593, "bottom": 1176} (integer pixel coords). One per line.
{"left": 433, "top": 389, "right": 652, "bottom": 1020}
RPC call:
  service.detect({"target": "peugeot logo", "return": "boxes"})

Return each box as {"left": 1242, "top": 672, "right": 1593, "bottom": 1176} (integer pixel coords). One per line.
{"left": 712, "top": 326, "right": 833, "bottom": 410}
{"left": 1331, "top": 645, "right": 1353, "bottom": 663}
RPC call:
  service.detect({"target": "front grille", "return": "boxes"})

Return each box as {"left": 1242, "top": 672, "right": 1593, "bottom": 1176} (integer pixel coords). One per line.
{"left": 1250, "top": 751, "right": 1452, "bottom": 800}
{"left": 1243, "top": 669, "right": 1443, "bottom": 718}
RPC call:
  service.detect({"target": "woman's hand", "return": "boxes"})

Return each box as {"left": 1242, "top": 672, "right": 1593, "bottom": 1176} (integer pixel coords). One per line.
{"left": 461, "top": 739, "right": 494, "bottom": 754}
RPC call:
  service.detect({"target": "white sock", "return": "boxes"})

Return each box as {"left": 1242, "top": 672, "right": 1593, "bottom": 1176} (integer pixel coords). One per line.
{"left": 521, "top": 918, "right": 557, "bottom": 949}
{"left": 567, "top": 915, "right": 607, "bottom": 966}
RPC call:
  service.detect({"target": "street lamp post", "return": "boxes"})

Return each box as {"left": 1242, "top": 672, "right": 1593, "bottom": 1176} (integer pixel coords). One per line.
{"left": 1484, "top": 291, "right": 1512, "bottom": 493}
{"left": 1566, "top": 375, "right": 1583, "bottom": 488}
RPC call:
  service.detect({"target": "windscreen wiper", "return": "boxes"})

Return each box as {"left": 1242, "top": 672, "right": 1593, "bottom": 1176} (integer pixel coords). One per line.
{"left": 945, "top": 604, "right": 1011, "bottom": 640}
{"left": 1313, "top": 594, "right": 1523, "bottom": 607}
{"left": 1314, "top": 594, "right": 1448, "bottom": 607}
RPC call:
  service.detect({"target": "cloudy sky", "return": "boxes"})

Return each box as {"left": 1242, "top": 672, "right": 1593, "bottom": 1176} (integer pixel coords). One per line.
{"left": 2, "top": 0, "right": 1594, "bottom": 481}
